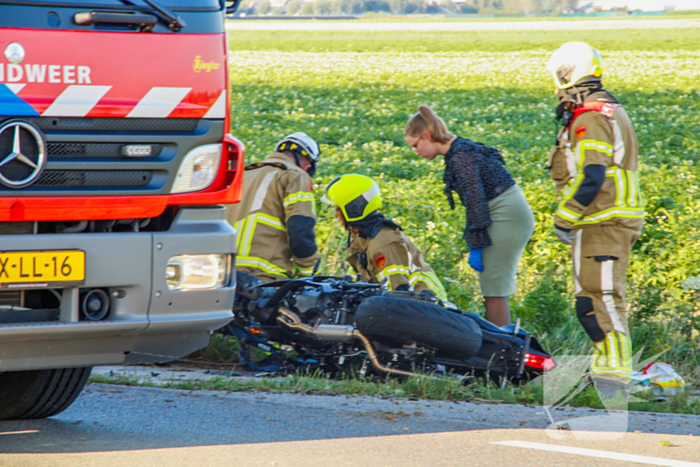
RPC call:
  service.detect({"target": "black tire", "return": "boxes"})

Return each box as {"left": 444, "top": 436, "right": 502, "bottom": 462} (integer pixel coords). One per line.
{"left": 0, "top": 367, "right": 92, "bottom": 420}
{"left": 355, "top": 296, "right": 483, "bottom": 359}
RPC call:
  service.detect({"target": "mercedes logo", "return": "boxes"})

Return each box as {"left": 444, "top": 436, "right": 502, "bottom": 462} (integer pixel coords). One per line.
{"left": 0, "top": 121, "right": 46, "bottom": 189}
{"left": 4, "top": 43, "right": 25, "bottom": 64}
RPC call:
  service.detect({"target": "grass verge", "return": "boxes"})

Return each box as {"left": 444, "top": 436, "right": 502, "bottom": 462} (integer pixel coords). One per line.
{"left": 89, "top": 368, "right": 700, "bottom": 416}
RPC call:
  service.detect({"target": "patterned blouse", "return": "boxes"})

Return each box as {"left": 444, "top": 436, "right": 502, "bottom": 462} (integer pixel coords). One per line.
{"left": 443, "top": 137, "right": 515, "bottom": 249}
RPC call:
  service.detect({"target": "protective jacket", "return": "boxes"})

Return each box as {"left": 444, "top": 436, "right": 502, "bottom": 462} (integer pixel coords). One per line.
{"left": 226, "top": 153, "right": 319, "bottom": 282}
{"left": 549, "top": 101, "right": 644, "bottom": 235}
{"left": 347, "top": 226, "right": 447, "bottom": 300}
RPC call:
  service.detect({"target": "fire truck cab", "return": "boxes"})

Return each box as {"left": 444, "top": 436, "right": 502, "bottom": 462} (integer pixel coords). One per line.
{"left": 0, "top": 0, "right": 242, "bottom": 419}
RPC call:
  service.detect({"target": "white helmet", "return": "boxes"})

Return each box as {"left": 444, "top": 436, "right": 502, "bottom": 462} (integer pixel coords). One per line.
{"left": 546, "top": 42, "right": 604, "bottom": 90}
{"left": 274, "top": 132, "right": 320, "bottom": 176}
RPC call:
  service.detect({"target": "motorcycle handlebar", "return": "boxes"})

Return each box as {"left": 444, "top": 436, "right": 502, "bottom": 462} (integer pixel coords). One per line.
{"left": 262, "top": 281, "right": 310, "bottom": 309}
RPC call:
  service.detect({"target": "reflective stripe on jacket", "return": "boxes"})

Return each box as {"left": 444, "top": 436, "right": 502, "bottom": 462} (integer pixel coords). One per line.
{"left": 226, "top": 153, "right": 319, "bottom": 282}
{"left": 549, "top": 102, "right": 644, "bottom": 229}
{"left": 346, "top": 226, "right": 447, "bottom": 300}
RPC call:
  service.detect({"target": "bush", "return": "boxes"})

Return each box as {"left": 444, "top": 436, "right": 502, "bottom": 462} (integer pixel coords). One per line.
{"left": 314, "top": 0, "right": 332, "bottom": 15}
{"left": 331, "top": 0, "right": 348, "bottom": 14}
{"left": 512, "top": 269, "right": 571, "bottom": 336}
{"left": 286, "top": 0, "right": 303, "bottom": 14}
{"left": 458, "top": 4, "right": 479, "bottom": 13}
{"left": 237, "top": 0, "right": 257, "bottom": 15}
{"left": 256, "top": 0, "right": 270, "bottom": 14}
{"left": 387, "top": 0, "right": 425, "bottom": 14}
{"left": 300, "top": 1, "right": 315, "bottom": 14}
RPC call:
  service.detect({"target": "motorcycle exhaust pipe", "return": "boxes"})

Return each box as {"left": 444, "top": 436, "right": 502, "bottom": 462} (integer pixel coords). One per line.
{"left": 276, "top": 307, "right": 355, "bottom": 342}
{"left": 351, "top": 330, "right": 418, "bottom": 378}
{"left": 277, "top": 306, "right": 419, "bottom": 378}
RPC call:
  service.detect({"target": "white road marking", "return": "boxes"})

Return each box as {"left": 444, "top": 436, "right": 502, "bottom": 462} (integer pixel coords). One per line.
{"left": 493, "top": 441, "right": 700, "bottom": 467}
{"left": 225, "top": 19, "right": 700, "bottom": 32}
{"left": 0, "top": 430, "right": 39, "bottom": 435}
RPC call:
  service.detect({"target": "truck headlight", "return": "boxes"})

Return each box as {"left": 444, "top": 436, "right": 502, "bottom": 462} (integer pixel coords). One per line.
{"left": 171, "top": 144, "right": 221, "bottom": 193}
{"left": 166, "top": 254, "right": 229, "bottom": 291}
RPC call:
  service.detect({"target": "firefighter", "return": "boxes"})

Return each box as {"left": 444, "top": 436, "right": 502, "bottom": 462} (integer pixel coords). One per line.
{"left": 545, "top": 42, "right": 644, "bottom": 395}
{"left": 227, "top": 132, "right": 321, "bottom": 283}
{"left": 323, "top": 174, "right": 447, "bottom": 300}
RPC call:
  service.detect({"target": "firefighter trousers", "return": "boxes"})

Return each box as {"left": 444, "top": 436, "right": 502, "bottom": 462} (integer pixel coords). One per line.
{"left": 571, "top": 225, "right": 640, "bottom": 384}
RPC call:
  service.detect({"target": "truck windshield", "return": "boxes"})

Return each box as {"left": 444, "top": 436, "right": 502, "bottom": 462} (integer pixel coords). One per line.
{"left": 0, "top": 0, "right": 224, "bottom": 32}
{"left": 0, "top": 0, "right": 221, "bottom": 9}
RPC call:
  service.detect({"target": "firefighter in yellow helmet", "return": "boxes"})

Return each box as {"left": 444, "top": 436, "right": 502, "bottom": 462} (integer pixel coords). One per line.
{"left": 546, "top": 42, "right": 644, "bottom": 396}
{"left": 323, "top": 174, "right": 447, "bottom": 300}
{"left": 227, "top": 132, "right": 320, "bottom": 283}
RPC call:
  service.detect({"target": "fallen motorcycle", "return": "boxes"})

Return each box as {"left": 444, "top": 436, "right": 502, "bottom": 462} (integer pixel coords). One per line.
{"left": 222, "top": 272, "right": 554, "bottom": 382}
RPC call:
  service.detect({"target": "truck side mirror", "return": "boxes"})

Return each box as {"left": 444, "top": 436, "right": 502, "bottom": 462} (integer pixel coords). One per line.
{"left": 225, "top": 0, "right": 242, "bottom": 14}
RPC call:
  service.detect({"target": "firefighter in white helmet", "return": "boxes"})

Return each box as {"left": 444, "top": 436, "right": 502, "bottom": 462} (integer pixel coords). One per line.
{"left": 323, "top": 174, "right": 447, "bottom": 300}
{"left": 545, "top": 42, "right": 644, "bottom": 396}
{"left": 227, "top": 132, "right": 321, "bottom": 282}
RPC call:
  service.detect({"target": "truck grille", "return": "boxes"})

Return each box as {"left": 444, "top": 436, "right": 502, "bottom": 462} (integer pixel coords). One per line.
{"left": 0, "top": 291, "right": 22, "bottom": 307}
{"left": 27, "top": 117, "right": 199, "bottom": 133}
{"left": 48, "top": 143, "right": 164, "bottom": 158}
{"left": 0, "top": 117, "right": 224, "bottom": 197}
{"left": 36, "top": 171, "right": 153, "bottom": 187}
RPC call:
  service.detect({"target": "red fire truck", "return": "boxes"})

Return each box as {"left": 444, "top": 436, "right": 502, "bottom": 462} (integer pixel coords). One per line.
{"left": 0, "top": 0, "right": 242, "bottom": 419}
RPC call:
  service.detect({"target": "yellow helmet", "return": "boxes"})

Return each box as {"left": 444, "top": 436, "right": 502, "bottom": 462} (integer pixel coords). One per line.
{"left": 322, "top": 174, "right": 382, "bottom": 222}
{"left": 546, "top": 42, "right": 604, "bottom": 90}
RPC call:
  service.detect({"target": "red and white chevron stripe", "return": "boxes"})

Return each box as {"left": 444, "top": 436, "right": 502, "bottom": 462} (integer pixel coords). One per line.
{"left": 8, "top": 85, "right": 226, "bottom": 119}
{"left": 1, "top": 28, "right": 228, "bottom": 119}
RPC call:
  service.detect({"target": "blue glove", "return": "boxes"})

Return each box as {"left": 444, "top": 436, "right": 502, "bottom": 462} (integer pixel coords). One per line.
{"left": 468, "top": 248, "right": 484, "bottom": 273}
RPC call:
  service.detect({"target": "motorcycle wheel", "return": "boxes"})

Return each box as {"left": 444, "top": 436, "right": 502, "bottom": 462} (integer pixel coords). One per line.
{"left": 355, "top": 296, "right": 483, "bottom": 360}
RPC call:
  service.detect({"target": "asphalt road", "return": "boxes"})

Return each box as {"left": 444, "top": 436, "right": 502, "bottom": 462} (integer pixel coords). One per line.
{"left": 1, "top": 383, "right": 700, "bottom": 466}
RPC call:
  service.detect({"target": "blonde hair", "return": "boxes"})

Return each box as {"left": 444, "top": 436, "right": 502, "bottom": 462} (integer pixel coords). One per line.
{"left": 405, "top": 105, "right": 453, "bottom": 144}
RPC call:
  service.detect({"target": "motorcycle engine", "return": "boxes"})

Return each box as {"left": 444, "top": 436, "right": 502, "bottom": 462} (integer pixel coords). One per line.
{"left": 290, "top": 287, "right": 335, "bottom": 324}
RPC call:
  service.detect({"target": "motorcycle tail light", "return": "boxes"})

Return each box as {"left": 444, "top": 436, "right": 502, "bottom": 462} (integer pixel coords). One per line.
{"left": 524, "top": 353, "right": 556, "bottom": 371}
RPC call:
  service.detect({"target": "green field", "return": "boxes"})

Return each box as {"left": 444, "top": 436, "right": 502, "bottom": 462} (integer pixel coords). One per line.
{"left": 227, "top": 24, "right": 700, "bottom": 382}
{"left": 227, "top": 27, "right": 700, "bottom": 52}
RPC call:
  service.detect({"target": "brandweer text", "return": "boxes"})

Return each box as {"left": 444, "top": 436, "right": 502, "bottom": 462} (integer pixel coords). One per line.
{"left": 0, "top": 64, "right": 92, "bottom": 84}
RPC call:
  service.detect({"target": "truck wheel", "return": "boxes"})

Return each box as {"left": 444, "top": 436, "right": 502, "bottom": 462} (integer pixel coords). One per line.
{"left": 355, "top": 296, "right": 483, "bottom": 360}
{"left": 0, "top": 367, "right": 92, "bottom": 420}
